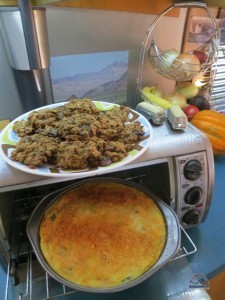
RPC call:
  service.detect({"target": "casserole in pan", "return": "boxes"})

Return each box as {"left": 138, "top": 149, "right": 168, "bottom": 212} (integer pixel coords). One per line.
{"left": 27, "top": 178, "right": 181, "bottom": 293}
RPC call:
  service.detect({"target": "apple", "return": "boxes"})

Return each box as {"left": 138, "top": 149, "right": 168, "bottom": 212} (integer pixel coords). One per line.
{"left": 192, "top": 50, "right": 207, "bottom": 64}
{"left": 184, "top": 105, "right": 199, "bottom": 121}
{"left": 164, "top": 93, "right": 187, "bottom": 109}
{"left": 175, "top": 82, "right": 199, "bottom": 99}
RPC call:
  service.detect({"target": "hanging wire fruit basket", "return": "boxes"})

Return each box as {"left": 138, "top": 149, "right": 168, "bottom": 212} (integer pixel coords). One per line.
{"left": 136, "top": 1, "right": 220, "bottom": 101}
{"left": 148, "top": 38, "right": 218, "bottom": 81}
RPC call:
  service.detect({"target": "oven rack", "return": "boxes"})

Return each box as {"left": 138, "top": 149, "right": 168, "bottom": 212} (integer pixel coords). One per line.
{"left": 4, "top": 226, "right": 197, "bottom": 300}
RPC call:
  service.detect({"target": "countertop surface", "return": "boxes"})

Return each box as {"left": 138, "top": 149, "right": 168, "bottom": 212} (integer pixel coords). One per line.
{"left": 186, "top": 154, "right": 225, "bottom": 279}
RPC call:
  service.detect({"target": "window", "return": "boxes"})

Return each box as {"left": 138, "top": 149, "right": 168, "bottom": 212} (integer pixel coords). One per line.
{"left": 210, "top": 9, "right": 225, "bottom": 112}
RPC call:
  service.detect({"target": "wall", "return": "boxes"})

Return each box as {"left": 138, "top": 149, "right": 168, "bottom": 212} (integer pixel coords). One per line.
{"left": 0, "top": 6, "right": 186, "bottom": 119}
{"left": 46, "top": 6, "right": 186, "bottom": 104}
{"left": 0, "top": 0, "right": 179, "bottom": 15}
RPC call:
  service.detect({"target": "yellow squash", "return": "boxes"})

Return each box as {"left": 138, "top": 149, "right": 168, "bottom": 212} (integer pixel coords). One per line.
{"left": 191, "top": 110, "right": 225, "bottom": 156}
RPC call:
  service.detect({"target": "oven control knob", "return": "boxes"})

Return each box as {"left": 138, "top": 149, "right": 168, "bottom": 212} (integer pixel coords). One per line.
{"left": 183, "top": 160, "right": 203, "bottom": 181}
{"left": 184, "top": 187, "right": 203, "bottom": 205}
{"left": 182, "top": 209, "right": 201, "bottom": 225}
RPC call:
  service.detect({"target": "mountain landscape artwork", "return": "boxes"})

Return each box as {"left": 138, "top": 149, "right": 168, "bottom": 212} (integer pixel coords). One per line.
{"left": 50, "top": 51, "right": 128, "bottom": 104}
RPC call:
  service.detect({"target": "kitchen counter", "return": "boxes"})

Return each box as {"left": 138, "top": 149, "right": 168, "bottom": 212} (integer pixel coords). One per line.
{"left": 186, "top": 154, "right": 225, "bottom": 279}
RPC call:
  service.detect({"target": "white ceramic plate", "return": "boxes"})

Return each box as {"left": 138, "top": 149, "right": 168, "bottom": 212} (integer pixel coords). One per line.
{"left": 0, "top": 101, "right": 152, "bottom": 177}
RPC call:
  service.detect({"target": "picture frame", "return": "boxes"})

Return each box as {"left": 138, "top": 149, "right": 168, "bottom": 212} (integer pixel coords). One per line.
{"left": 182, "top": 7, "right": 220, "bottom": 53}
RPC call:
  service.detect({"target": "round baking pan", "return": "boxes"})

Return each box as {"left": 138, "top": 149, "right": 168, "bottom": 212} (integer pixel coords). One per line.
{"left": 26, "top": 177, "right": 181, "bottom": 293}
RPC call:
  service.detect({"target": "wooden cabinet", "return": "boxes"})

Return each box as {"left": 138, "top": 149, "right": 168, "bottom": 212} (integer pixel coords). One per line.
{"left": 0, "top": 0, "right": 222, "bottom": 9}
{"left": 0, "top": 0, "right": 220, "bottom": 15}
{"left": 45, "top": 0, "right": 179, "bottom": 16}
{"left": 0, "top": 0, "right": 178, "bottom": 16}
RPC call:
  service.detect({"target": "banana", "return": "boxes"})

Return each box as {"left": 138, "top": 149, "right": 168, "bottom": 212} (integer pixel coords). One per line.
{"left": 141, "top": 86, "right": 174, "bottom": 110}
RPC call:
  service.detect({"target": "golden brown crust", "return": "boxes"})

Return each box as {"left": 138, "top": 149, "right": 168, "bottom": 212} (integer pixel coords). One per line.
{"left": 39, "top": 182, "right": 166, "bottom": 288}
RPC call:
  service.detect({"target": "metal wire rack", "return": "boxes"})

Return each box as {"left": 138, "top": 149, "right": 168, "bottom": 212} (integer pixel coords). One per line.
{"left": 136, "top": 1, "right": 220, "bottom": 103}
{"left": 4, "top": 226, "right": 197, "bottom": 300}
{"left": 5, "top": 250, "right": 78, "bottom": 300}
{"left": 2, "top": 174, "right": 197, "bottom": 300}
{"left": 148, "top": 38, "right": 218, "bottom": 81}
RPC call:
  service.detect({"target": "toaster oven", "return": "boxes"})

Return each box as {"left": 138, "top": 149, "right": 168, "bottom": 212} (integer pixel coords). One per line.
{"left": 0, "top": 121, "right": 214, "bottom": 299}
